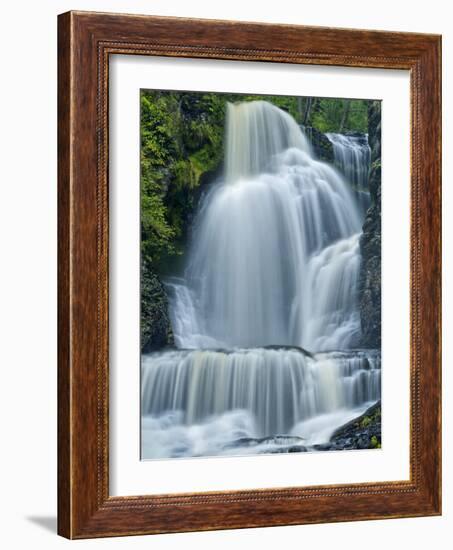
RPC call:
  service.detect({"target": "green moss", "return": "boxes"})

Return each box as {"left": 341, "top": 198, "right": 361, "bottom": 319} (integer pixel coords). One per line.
{"left": 190, "top": 146, "right": 221, "bottom": 183}
{"left": 361, "top": 416, "right": 372, "bottom": 428}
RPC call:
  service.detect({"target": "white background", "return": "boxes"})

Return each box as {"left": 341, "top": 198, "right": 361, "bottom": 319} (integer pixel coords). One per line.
{"left": 0, "top": 0, "right": 450, "bottom": 548}
{"left": 110, "top": 57, "right": 410, "bottom": 495}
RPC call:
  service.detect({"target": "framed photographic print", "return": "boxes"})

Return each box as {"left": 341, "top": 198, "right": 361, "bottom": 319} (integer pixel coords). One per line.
{"left": 58, "top": 11, "right": 441, "bottom": 539}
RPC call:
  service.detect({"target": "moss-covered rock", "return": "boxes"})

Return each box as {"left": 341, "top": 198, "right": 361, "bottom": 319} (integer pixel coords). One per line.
{"left": 140, "top": 91, "right": 226, "bottom": 273}
{"left": 141, "top": 259, "right": 174, "bottom": 352}
{"left": 303, "top": 125, "right": 334, "bottom": 163}
{"left": 328, "top": 401, "right": 381, "bottom": 450}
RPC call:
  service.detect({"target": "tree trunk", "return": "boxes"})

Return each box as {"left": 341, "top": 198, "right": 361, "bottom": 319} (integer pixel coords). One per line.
{"left": 302, "top": 97, "right": 313, "bottom": 125}
{"left": 339, "top": 101, "right": 351, "bottom": 132}
{"left": 297, "top": 97, "right": 303, "bottom": 123}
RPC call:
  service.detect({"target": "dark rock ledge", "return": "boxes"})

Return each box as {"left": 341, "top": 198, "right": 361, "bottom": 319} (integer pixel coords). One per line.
{"left": 314, "top": 401, "right": 382, "bottom": 452}
{"left": 141, "top": 258, "right": 174, "bottom": 352}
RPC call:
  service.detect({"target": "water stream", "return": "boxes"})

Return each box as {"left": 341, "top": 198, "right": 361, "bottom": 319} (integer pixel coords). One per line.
{"left": 326, "top": 132, "right": 372, "bottom": 215}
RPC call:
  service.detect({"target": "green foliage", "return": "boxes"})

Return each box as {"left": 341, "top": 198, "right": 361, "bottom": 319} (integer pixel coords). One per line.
{"left": 309, "top": 98, "right": 369, "bottom": 133}
{"left": 141, "top": 194, "right": 176, "bottom": 261}
{"left": 140, "top": 94, "right": 179, "bottom": 266}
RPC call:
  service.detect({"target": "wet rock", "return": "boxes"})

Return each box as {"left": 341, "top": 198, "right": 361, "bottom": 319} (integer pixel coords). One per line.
{"left": 264, "top": 345, "right": 315, "bottom": 359}
{"left": 141, "top": 259, "right": 174, "bottom": 352}
{"left": 329, "top": 401, "right": 381, "bottom": 450}
{"left": 224, "top": 435, "right": 307, "bottom": 453}
{"left": 313, "top": 443, "right": 335, "bottom": 451}
{"left": 302, "top": 125, "right": 334, "bottom": 163}
{"left": 287, "top": 446, "right": 308, "bottom": 453}
{"left": 264, "top": 445, "right": 307, "bottom": 454}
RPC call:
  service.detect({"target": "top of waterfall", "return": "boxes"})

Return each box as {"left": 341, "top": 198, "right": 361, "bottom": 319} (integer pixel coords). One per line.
{"left": 225, "top": 100, "right": 312, "bottom": 183}
{"left": 325, "top": 132, "right": 370, "bottom": 149}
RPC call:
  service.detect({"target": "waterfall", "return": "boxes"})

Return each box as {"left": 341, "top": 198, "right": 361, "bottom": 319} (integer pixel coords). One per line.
{"left": 326, "top": 132, "right": 371, "bottom": 216}
{"left": 326, "top": 132, "right": 371, "bottom": 190}
{"left": 142, "top": 100, "right": 380, "bottom": 459}
{"left": 225, "top": 101, "right": 312, "bottom": 182}
{"left": 170, "top": 101, "right": 363, "bottom": 351}
{"left": 142, "top": 349, "right": 380, "bottom": 458}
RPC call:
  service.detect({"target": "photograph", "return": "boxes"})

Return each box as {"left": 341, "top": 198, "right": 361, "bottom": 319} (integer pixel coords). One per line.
{"left": 140, "top": 90, "right": 382, "bottom": 460}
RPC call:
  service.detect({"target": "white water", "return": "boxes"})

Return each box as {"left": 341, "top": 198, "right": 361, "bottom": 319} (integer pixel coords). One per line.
{"left": 142, "top": 349, "right": 380, "bottom": 458}
{"left": 173, "top": 102, "right": 363, "bottom": 350}
{"left": 142, "top": 100, "right": 380, "bottom": 459}
{"left": 225, "top": 101, "right": 312, "bottom": 182}
{"left": 326, "top": 132, "right": 371, "bottom": 191}
{"left": 326, "top": 132, "right": 372, "bottom": 217}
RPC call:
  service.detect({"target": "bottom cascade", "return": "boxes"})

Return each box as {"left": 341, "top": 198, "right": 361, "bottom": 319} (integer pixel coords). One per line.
{"left": 141, "top": 348, "right": 380, "bottom": 459}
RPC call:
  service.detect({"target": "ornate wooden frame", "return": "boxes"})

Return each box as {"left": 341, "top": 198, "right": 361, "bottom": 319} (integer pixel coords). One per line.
{"left": 58, "top": 10, "right": 442, "bottom": 539}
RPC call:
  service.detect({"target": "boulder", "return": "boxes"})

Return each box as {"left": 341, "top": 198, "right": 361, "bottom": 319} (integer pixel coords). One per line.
{"left": 141, "top": 259, "right": 174, "bottom": 352}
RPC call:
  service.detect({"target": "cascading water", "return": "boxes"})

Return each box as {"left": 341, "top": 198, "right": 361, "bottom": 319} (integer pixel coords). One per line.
{"left": 326, "top": 132, "right": 371, "bottom": 215}
{"left": 142, "top": 100, "right": 380, "bottom": 459}
{"left": 326, "top": 132, "right": 371, "bottom": 190}
{"left": 142, "top": 349, "right": 380, "bottom": 458}
{"left": 172, "top": 102, "right": 363, "bottom": 351}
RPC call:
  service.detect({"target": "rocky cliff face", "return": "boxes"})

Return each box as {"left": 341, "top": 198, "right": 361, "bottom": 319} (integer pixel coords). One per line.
{"left": 141, "top": 259, "right": 174, "bottom": 352}
{"left": 359, "top": 101, "right": 381, "bottom": 348}
{"left": 302, "top": 126, "right": 334, "bottom": 163}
